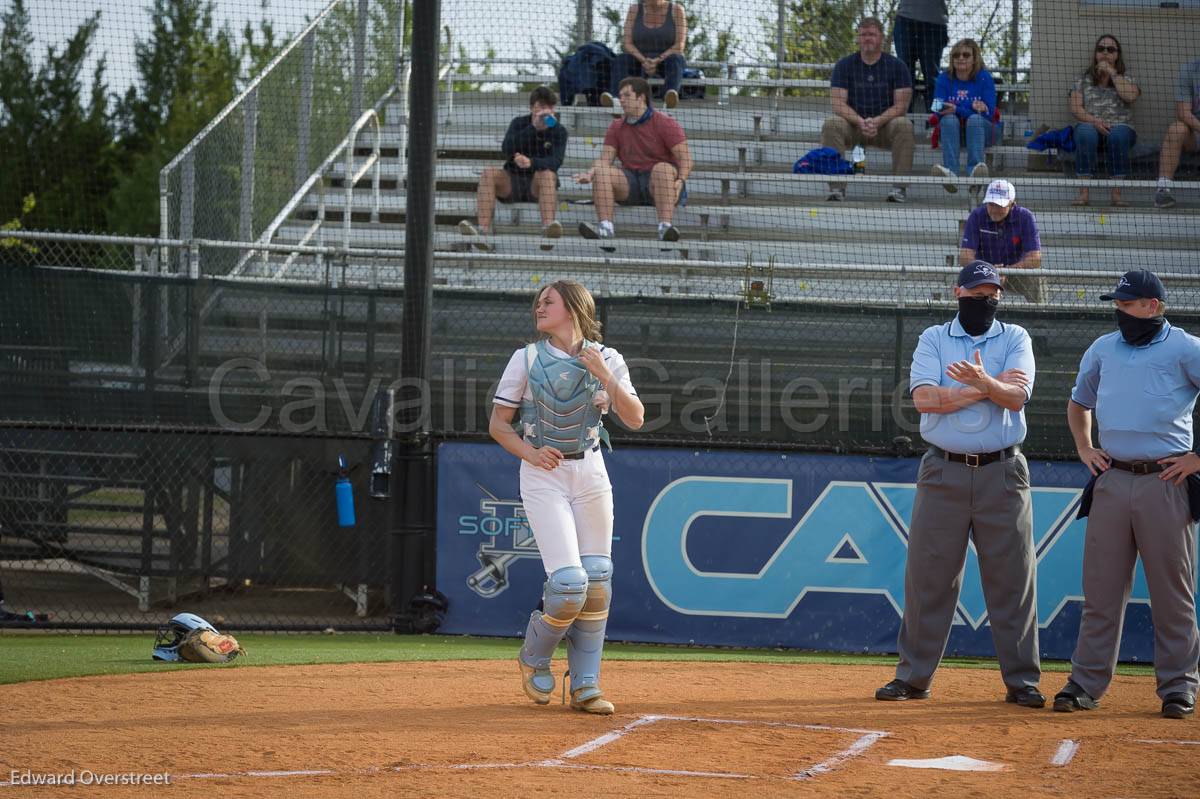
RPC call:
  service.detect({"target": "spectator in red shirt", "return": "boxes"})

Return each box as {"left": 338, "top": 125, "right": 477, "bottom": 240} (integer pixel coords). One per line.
{"left": 574, "top": 77, "right": 693, "bottom": 243}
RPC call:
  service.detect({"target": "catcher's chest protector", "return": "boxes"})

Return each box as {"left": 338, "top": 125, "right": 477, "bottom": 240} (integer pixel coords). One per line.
{"left": 519, "top": 340, "right": 605, "bottom": 455}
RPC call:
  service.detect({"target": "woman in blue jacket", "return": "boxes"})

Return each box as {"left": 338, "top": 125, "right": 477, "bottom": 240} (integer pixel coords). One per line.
{"left": 931, "top": 38, "right": 997, "bottom": 193}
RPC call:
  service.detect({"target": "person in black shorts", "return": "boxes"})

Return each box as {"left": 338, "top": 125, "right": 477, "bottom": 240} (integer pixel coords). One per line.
{"left": 459, "top": 85, "right": 569, "bottom": 251}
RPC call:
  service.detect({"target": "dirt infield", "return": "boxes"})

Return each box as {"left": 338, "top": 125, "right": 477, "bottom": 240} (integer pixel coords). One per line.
{"left": 2, "top": 661, "right": 1197, "bottom": 798}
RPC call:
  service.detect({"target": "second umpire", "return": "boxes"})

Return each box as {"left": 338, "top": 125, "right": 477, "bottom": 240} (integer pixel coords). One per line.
{"left": 876, "top": 260, "right": 1044, "bottom": 707}
{"left": 1054, "top": 269, "right": 1199, "bottom": 720}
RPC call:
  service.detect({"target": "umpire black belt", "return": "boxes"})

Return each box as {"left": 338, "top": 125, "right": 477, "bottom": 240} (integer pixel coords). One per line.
{"left": 561, "top": 445, "right": 601, "bottom": 460}
{"left": 1108, "top": 458, "right": 1167, "bottom": 474}
{"left": 929, "top": 445, "right": 1019, "bottom": 468}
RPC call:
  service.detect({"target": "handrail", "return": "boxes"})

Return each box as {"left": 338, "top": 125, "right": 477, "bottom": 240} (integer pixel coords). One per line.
{"left": 343, "top": 109, "right": 383, "bottom": 248}
{"left": 234, "top": 93, "right": 394, "bottom": 280}
{"left": 158, "top": 0, "right": 352, "bottom": 241}
{"left": 451, "top": 56, "right": 1033, "bottom": 75}
{"left": 10, "top": 230, "right": 1200, "bottom": 293}
{"left": 446, "top": 69, "right": 1031, "bottom": 93}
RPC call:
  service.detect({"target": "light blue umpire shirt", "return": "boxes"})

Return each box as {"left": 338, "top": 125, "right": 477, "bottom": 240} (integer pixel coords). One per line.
{"left": 910, "top": 316, "right": 1035, "bottom": 454}
{"left": 1071, "top": 321, "right": 1200, "bottom": 462}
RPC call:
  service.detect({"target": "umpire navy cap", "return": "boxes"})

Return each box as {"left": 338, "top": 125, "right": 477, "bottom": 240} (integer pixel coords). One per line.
{"left": 957, "top": 260, "right": 1003, "bottom": 289}
{"left": 1100, "top": 269, "right": 1166, "bottom": 301}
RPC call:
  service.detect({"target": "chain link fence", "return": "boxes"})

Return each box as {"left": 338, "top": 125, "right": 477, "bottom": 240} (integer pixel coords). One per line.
{"left": 5, "top": 0, "right": 1199, "bottom": 630}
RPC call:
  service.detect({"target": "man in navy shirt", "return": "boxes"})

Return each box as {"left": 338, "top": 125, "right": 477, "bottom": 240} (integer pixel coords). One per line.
{"left": 1054, "top": 270, "right": 1200, "bottom": 720}
{"left": 959, "top": 180, "right": 1045, "bottom": 303}
{"left": 821, "top": 17, "right": 914, "bottom": 203}
{"left": 459, "top": 86, "right": 568, "bottom": 252}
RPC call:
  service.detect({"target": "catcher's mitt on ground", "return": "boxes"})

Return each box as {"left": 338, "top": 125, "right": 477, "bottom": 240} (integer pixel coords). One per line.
{"left": 178, "top": 629, "right": 246, "bottom": 663}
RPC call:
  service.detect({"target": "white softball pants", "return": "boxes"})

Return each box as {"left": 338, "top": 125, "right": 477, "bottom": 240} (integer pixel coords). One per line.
{"left": 519, "top": 448, "right": 614, "bottom": 575}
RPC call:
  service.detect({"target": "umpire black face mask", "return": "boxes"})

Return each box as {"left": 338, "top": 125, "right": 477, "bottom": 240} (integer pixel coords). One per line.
{"left": 958, "top": 295, "right": 1000, "bottom": 336}
{"left": 1115, "top": 308, "right": 1165, "bottom": 346}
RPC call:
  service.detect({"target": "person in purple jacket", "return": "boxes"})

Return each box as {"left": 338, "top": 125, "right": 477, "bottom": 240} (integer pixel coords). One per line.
{"left": 931, "top": 38, "right": 998, "bottom": 194}
{"left": 959, "top": 180, "right": 1045, "bottom": 304}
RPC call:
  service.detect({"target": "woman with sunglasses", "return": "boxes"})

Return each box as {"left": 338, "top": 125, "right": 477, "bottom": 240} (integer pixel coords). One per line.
{"left": 931, "top": 39, "right": 997, "bottom": 193}
{"left": 1070, "top": 35, "right": 1140, "bottom": 206}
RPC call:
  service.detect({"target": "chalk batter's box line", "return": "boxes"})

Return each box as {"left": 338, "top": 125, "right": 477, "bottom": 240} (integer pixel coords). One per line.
{"left": 535, "top": 713, "right": 890, "bottom": 782}
{"left": 0, "top": 715, "right": 890, "bottom": 788}
{"left": 2, "top": 733, "right": 1194, "bottom": 789}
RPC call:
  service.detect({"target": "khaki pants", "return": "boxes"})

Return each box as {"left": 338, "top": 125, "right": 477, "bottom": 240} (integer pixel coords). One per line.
{"left": 821, "top": 115, "right": 915, "bottom": 192}
{"left": 1004, "top": 271, "right": 1047, "bottom": 304}
{"left": 895, "top": 450, "right": 1040, "bottom": 692}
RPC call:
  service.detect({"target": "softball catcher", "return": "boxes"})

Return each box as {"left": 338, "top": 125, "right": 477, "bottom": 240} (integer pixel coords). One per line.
{"left": 489, "top": 279, "right": 644, "bottom": 714}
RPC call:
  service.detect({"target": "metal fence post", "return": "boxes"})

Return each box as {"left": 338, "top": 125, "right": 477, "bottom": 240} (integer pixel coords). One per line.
{"left": 180, "top": 153, "right": 195, "bottom": 272}
{"left": 575, "top": 0, "right": 588, "bottom": 46}
{"left": 240, "top": 89, "right": 258, "bottom": 244}
{"left": 772, "top": 0, "right": 787, "bottom": 132}
{"left": 395, "top": 0, "right": 441, "bottom": 628}
{"left": 1009, "top": 0, "right": 1021, "bottom": 119}
{"left": 395, "top": 0, "right": 408, "bottom": 88}
{"left": 353, "top": 0, "right": 369, "bottom": 122}
{"left": 296, "top": 31, "right": 315, "bottom": 191}
{"left": 776, "top": 0, "right": 786, "bottom": 75}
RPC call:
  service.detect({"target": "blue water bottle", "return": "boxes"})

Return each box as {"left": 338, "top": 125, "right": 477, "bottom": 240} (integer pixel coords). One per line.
{"left": 335, "top": 454, "right": 356, "bottom": 527}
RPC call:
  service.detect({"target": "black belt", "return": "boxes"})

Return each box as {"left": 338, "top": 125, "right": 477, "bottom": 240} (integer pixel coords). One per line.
{"left": 561, "top": 445, "right": 600, "bottom": 460}
{"left": 929, "top": 445, "right": 1019, "bottom": 468}
{"left": 1109, "top": 458, "right": 1167, "bottom": 475}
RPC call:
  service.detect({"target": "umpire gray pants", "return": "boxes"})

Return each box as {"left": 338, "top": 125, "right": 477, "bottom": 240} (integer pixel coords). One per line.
{"left": 1069, "top": 468, "right": 1200, "bottom": 701}
{"left": 895, "top": 450, "right": 1040, "bottom": 691}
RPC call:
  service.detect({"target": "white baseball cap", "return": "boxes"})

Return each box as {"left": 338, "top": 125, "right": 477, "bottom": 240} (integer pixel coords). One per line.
{"left": 983, "top": 179, "right": 1016, "bottom": 208}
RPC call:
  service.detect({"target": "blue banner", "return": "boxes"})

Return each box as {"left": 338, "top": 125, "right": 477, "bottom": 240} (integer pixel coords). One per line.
{"left": 436, "top": 443, "right": 1196, "bottom": 661}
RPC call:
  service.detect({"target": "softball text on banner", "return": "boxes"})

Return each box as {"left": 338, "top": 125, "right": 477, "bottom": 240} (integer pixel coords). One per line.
{"left": 436, "top": 443, "right": 1197, "bottom": 661}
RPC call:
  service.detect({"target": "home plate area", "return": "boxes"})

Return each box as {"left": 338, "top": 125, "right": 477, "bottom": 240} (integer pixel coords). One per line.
{"left": 4, "top": 662, "right": 1200, "bottom": 798}
{"left": 484, "top": 714, "right": 889, "bottom": 780}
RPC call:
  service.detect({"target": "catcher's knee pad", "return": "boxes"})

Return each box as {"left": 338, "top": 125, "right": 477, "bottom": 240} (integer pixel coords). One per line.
{"left": 566, "top": 556, "right": 612, "bottom": 695}
{"left": 520, "top": 565, "right": 587, "bottom": 670}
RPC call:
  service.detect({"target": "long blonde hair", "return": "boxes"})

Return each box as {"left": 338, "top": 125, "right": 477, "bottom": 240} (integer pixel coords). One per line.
{"left": 531, "top": 280, "right": 603, "bottom": 343}
{"left": 948, "top": 38, "right": 985, "bottom": 81}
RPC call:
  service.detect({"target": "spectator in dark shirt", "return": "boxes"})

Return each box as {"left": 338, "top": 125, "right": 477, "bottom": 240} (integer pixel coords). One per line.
{"left": 574, "top": 77, "right": 693, "bottom": 243}
{"left": 459, "top": 86, "right": 568, "bottom": 251}
{"left": 821, "top": 17, "right": 915, "bottom": 203}
{"left": 893, "top": 0, "right": 949, "bottom": 113}
{"left": 602, "top": 0, "right": 688, "bottom": 110}
{"left": 960, "top": 180, "right": 1045, "bottom": 303}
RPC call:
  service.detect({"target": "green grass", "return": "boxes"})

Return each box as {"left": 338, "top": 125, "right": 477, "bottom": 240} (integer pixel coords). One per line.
{"left": 0, "top": 633, "right": 1156, "bottom": 686}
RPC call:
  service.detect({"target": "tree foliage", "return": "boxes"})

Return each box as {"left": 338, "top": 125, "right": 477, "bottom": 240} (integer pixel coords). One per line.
{"left": 0, "top": 0, "right": 284, "bottom": 240}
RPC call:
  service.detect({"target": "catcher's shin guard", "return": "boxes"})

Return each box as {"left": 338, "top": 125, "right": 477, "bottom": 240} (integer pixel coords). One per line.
{"left": 519, "top": 565, "right": 588, "bottom": 703}
{"left": 566, "top": 555, "right": 613, "bottom": 713}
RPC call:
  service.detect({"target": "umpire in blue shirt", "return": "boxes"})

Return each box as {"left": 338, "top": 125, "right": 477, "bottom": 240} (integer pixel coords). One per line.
{"left": 876, "top": 260, "right": 1044, "bottom": 707}
{"left": 1054, "top": 270, "right": 1199, "bottom": 720}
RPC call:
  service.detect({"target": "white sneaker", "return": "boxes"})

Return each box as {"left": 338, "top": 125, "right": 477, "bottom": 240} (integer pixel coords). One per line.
{"left": 932, "top": 164, "right": 957, "bottom": 194}
{"left": 887, "top": 187, "right": 907, "bottom": 204}
{"left": 569, "top": 687, "right": 615, "bottom": 715}
{"left": 599, "top": 92, "right": 614, "bottom": 108}
{"left": 664, "top": 89, "right": 679, "bottom": 109}
{"left": 539, "top": 220, "right": 562, "bottom": 251}
{"left": 826, "top": 188, "right": 846, "bottom": 202}
{"left": 969, "top": 163, "right": 989, "bottom": 195}
{"left": 578, "top": 221, "right": 614, "bottom": 239}
{"left": 458, "top": 220, "right": 493, "bottom": 252}
{"left": 658, "top": 223, "right": 680, "bottom": 242}
{"left": 518, "top": 659, "right": 553, "bottom": 705}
